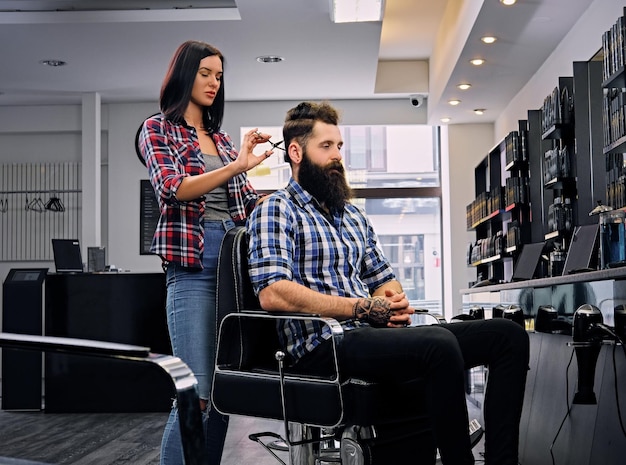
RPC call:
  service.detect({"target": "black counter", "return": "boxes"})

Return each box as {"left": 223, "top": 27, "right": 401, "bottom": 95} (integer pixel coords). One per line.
{"left": 462, "top": 266, "right": 626, "bottom": 294}
{"left": 518, "top": 332, "right": 626, "bottom": 465}
{"left": 460, "top": 271, "right": 626, "bottom": 464}
{"left": 44, "top": 272, "right": 173, "bottom": 413}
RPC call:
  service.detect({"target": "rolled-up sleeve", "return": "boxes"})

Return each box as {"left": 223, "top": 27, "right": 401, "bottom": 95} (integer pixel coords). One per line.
{"left": 247, "top": 194, "right": 294, "bottom": 294}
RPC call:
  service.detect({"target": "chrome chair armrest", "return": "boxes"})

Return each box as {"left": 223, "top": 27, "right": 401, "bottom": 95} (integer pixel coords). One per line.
{"left": 0, "top": 332, "right": 207, "bottom": 465}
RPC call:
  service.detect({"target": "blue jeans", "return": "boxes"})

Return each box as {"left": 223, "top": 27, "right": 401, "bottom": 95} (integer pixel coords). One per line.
{"left": 160, "top": 219, "right": 235, "bottom": 465}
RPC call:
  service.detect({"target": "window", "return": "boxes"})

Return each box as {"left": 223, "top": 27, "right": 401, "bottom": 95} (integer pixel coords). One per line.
{"left": 242, "top": 124, "right": 442, "bottom": 313}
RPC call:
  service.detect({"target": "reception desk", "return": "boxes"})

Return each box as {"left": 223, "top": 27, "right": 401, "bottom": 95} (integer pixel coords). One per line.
{"left": 45, "top": 272, "right": 173, "bottom": 413}
{"left": 462, "top": 269, "right": 626, "bottom": 465}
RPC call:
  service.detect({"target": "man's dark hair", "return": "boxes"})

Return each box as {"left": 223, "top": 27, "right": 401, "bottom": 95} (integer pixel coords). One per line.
{"left": 283, "top": 101, "right": 340, "bottom": 163}
{"left": 160, "top": 40, "right": 225, "bottom": 134}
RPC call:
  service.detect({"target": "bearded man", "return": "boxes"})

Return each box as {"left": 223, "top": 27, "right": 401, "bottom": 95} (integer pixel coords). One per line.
{"left": 246, "top": 101, "right": 529, "bottom": 465}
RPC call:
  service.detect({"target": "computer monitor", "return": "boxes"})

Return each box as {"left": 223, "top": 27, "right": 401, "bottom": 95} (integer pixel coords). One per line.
{"left": 562, "top": 224, "right": 599, "bottom": 275}
{"left": 51, "top": 239, "right": 84, "bottom": 273}
{"left": 511, "top": 242, "right": 546, "bottom": 282}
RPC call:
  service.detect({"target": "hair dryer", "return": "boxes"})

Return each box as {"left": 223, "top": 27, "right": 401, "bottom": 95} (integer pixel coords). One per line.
{"left": 572, "top": 304, "right": 608, "bottom": 405}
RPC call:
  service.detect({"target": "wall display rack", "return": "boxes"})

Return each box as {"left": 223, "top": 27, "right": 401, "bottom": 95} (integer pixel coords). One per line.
{"left": 466, "top": 57, "right": 605, "bottom": 286}
{"left": 602, "top": 8, "right": 626, "bottom": 210}
{"left": 540, "top": 77, "right": 576, "bottom": 245}
{"left": 0, "top": 163, "right": 81, "bottom": 262}
{"left": 466, "top": 121, "right": 530, "bottom": 284}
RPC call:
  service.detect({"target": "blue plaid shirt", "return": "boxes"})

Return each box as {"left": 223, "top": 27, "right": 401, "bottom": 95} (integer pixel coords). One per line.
{"left": 247, "top": 178, "right": 396, "bottom": 362}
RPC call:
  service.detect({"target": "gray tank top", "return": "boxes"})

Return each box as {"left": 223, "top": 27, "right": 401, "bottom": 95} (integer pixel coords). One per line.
{"left": 203, "top": 154, "right": 231, "bottom": 221}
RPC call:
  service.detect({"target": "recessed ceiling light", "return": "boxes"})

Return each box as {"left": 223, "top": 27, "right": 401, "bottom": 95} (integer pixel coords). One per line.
{"left": 470, "top": 58, "right": 485, "bottom": 66}
{"left": 256, "top": 55, "right": 284, "bottom": 63}
{"left": 440, "top": 117, "right": 451, "bottom": 123}
{"left": 500, "top": 0, "right": 516, "bottom": 5}
{"left": 474, "top": 109, "right": 486, "bottom": 115}
{"left": 457, "top": 83, "right": 472, "bottom": 90}
{"left": 331, "top": 0, "right": 383, "bottom": 23}
{"left": 481, "top": 36, "right": 497, "bottom": 44}
{"left": 39, "top": 59, "right": 67, "bottom": 67}
{"left": 448, "top": 99, "right": 461, "bottom": 106}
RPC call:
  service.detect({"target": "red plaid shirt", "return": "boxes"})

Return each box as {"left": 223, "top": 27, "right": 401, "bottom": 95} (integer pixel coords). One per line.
{"left": 139, "top": 113, "right": 258, "bottom": 268}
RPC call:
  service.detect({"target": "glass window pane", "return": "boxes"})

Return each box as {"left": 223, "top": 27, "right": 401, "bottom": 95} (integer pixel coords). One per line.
{"left": 242, "top": 124, "right": 439, "bottom": 190}
{"left": 354, "top": 197, "right": 442, "bottom": 313}
{"left": 346, "top": 127, "right": 367, "bottom": 170}
{"left": 369, "top": 126, "right": 386, "bottom": 171}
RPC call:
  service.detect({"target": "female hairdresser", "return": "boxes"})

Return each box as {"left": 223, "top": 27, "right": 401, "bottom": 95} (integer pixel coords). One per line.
{"left": 139, "top": 40, "right": 273, "bottom": 465}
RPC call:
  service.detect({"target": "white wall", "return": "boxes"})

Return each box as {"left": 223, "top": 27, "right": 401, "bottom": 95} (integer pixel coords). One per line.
{"left": 441, "top": 123, "right": 494, "bottom": 319}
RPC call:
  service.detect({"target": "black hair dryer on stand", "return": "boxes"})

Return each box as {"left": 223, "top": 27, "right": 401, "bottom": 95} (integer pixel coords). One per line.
{"left": 503, "top": 304, "right": 525, "bottom": 328}
{"left": 572, "top": 304, "right": 606, "bottom": 405}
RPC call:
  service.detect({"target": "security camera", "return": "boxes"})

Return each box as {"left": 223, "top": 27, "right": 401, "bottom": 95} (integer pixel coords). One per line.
{"left": 409, "top": 94, "right": 425, "bottom": 108}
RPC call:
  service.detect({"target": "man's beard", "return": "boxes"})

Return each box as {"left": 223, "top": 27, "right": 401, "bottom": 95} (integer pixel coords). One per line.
{"left": 298, "top": 151, "right": 352, "bottom": 213}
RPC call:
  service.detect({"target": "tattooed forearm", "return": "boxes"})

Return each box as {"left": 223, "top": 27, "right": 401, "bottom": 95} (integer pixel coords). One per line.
{"left": 353, "top": 297, "right": 392, "bottom": 327}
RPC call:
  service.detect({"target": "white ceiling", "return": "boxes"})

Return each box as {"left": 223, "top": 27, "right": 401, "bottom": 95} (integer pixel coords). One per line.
{"left": 0, "top": 0, "right": 596, "bottom": 124}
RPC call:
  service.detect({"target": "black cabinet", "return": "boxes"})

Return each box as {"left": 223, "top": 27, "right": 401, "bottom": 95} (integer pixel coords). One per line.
{"left": 2, "top": 268, "right": 48, "bottom": 410}
{"left": 44, "top": 272, "right": 173, "bottom": 413}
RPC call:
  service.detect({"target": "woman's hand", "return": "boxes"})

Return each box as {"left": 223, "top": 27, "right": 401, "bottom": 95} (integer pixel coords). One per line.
{"left": 234, "top": 128, "right": 274, "bottom": 174}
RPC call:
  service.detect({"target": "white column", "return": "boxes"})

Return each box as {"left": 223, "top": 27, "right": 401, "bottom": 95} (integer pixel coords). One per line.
{"left": 442, "top": 123, "right": 494, "bottom": 320}
{"left": 81, "top": 92, "right": 101, "bottom": 251}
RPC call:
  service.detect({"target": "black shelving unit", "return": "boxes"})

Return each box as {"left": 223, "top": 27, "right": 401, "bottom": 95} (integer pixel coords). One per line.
{"left": 468, "top": 65, "right": 606, "bottom": 285}
{"left": 573, "top": 60, "right": 605, "bottom": 224}
{"left": 467, "top": 123, "right": 530, "bottom": 285}
{"left": 602, "top": 13, "right": 626, "bottom": 211}
{"left": 540, "top": 76, "right": 576, "bottom": 250}
{"left": 527, "top": 109, "right": 549, "bottom": 243}
{"left": 503, "top": 122, "right": 531, "bottom": 256}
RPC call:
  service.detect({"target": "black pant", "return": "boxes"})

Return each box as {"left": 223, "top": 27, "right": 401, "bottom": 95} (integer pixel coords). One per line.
{"left": 297, "top": 318, "right": 530, "bottom": 465}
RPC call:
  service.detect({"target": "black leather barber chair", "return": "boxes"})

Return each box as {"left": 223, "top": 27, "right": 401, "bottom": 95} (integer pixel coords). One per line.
{"left": 0, "top": 332, "right": 206, "bottom": 465}
{"left": 212, "top": 226, "right": 481, "bottom": 465}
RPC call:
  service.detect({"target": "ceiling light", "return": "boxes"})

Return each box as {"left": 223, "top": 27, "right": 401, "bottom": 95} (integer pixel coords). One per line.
{"left": 481, "top": 36, "right": 497, "bottom": 44}
{"left": 500, "top": 0, "right": 517, "bottom": 5}
{"left": 39, "top": 59, "right": 67, "bottom": 67}
{"left": 330, "top": 0, "right": 383, "bottom": 23}
{"left": 457, "top": 83, "right": 472, "bottom": 90}
{"left": 440, "top": 117, "right": 451, "bottom": 123}
{"left": 256, "top": 56, "right": 284, "bottom": 63}
{"left": 474, "top": 109, "right": 486, "bottom": 115}
{"left": 470, "top": 58, "right": 485, "bottom": 66}
{"left": 448, "top": 99, "right": 461, "bottom": 106}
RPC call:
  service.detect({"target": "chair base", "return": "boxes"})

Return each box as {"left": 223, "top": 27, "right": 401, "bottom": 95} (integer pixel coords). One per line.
{"left": 248, "top": 419, "right": 483, "bottom": 465}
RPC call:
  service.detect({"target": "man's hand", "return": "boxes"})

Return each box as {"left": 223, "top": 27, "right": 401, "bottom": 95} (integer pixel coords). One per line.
{"left": 383, "top": 289, "right": 414, "bottom": 327}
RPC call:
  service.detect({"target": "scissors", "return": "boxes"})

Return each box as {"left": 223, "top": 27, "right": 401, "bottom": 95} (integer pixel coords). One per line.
{"left": 255, "top": 131, "right": 286, "bottom": 152}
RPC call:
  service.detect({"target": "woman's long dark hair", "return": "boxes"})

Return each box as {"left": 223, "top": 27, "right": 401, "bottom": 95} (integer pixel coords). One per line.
{"left": 160, "top": 40, "right": 225, "bottom": 134}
